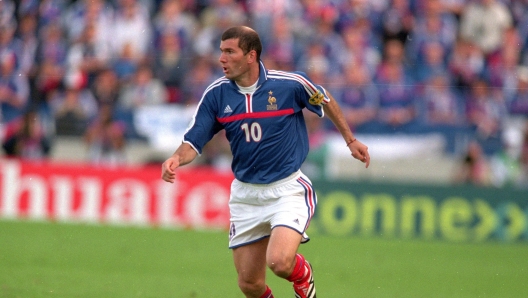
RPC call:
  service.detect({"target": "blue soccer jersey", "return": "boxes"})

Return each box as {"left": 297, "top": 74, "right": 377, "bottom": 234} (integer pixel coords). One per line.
{"left": 183, "top": 62, "right": 330, "bottom": 184}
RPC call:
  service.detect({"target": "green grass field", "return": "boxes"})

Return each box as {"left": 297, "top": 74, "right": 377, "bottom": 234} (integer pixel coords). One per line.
{"left": 1, "top": 220, "right": 527, "bottom": 298}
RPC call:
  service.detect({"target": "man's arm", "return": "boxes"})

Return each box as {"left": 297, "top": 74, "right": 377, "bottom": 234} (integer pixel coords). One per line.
{"left": 323, "top": 91, "right": 370, "bottom": 168}
{"left": 161, "top": 142, "right": 199, "bottom": 183}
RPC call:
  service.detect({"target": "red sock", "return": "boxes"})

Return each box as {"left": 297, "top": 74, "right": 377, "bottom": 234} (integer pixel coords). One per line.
{"left": 287, "top": 254, "right": 307, "bottom": 283}
{"left": 259, "top": 285, "right": 274, "bottom": 298}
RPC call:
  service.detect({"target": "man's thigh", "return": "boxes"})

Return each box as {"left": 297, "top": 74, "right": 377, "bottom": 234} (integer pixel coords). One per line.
{"left": 266, "top": 226, "right": 303, "bottom": 277}
{"left": 267, "top": 226, "right": 303, "bottom": 259}
{"left": 232, "top": 237, "right": 269, "bottom": 282}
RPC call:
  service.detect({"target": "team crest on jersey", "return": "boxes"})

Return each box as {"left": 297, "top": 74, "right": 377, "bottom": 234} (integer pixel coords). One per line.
{"left": 309, "top": 91, "right": 325, "bottom": 105}
{"left": 267, "top": 90, "right": 278, "bottom": 110}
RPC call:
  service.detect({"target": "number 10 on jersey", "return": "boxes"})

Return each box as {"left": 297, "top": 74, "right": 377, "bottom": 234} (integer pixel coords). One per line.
{"left": 241, "top": 122, "right": 262, "bottom": 142}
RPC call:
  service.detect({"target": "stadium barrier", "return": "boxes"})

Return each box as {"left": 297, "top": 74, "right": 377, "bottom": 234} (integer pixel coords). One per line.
{"left": 309, "top": 180, "right": 527, "bottom": 243}
{"left": 0, "top": 159, "right": 233, "bottom": 229}
{"left": 0, "top": 159, "right": 526, "bottom": 243}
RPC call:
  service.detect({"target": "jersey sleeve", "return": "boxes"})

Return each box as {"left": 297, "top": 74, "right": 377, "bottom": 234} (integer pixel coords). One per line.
{"left": 293, "top": 71, "right": 330, "bottom": 117}
{"left": 183, "top": 93, "right": 223, "bottom": 155}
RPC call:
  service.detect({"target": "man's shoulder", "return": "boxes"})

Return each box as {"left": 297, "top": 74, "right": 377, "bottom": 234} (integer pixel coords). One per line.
{"left": 266, "top": 69, "right": 320, "bottom": 96}
{"left": 266, "top": 70, "right": 311, "bottom": 89}
{"left": 267, "top": 69, "right": 308, "bottom": 80}
{"left": 204, "top": 77, "right": 231, "bottom": 93}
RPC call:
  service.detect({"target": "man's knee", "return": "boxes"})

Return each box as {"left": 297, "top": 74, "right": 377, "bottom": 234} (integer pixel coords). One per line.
{"left": 238, "top": 275, "right": 266, "bottom": 296}
{"left": 267, "top": 253, "right": 296, "bottom": 278}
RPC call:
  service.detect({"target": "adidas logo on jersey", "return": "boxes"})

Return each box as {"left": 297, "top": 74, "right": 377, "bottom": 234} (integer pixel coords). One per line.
{"left": 224, "top": 105, "right": 233, "bottom": 113}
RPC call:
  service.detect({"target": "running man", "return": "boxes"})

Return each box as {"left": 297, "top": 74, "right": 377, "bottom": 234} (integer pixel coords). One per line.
{"left": 162, "top": 26, "right": 370, "bottom": 298}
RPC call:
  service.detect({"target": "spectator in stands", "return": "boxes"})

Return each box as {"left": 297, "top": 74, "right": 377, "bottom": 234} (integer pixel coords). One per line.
{"left": 512, "top": 2, "right": 528, "bottom": 65}
{"left": 380, "top": 0, "right": 414, "bottom": 45}
{"left": 91, "top": 68, "right": 121, "bottom": 108}
{"left": 453, "top": 140, "right": 491, "bottom": 186}
{"left": 485, "top": 27, "right": 522, "bottom": 97}
{"left": 0, "top": 20, "right": 21, "bottom": 68}
{"left": 111, "top": 0, "right": 152, "bottom": 67}
{"left": 459, "top": 0, "right": 513, "bottom": 59}
{"left": 0, "top": 51, "right": 30, "bottom": 123}
{"left": 448, "top": 38, "right": 485, "bottom": 92}
{"left": 418, "top": 73, "right": 462, "bottom": 128}
{"left": 84, "top": 104, "right": 127, "bottom": 166}
{"left": 0, "top": 0, "right": 16, "bottom": 27}
{"left": 62, "top": 0, "right": 114, "bottom": 46}
{"left": 152, "top": 0, "right": 198, "bottom": 51}
{"left": 37, "top": 0, "right": 66, "bottom": 28}
{"left": 151, "top": 32, "right": 189, "bottom": 103}
{"left": 413, "top": 40, "right": 449, "bottom": 84}
{"left": 490, "top": 47, "right": 521, "bottom": 101}
{"left": 407, "top": 0, "right": 457, "bottom": 64}
{"left": 265, "top": 16, "right": 300, "bottom": 71}
{"left": 31, "top": 19, "right": 65, "bottom": 123}
{"left": 297, "top": 42, "right": 331, "bottom": 89}
{"left": 375, "top": 39, "right": 418, "bottom": 132}
{"left": 382, "top": 36, "right": 408, "bottom": 66}
{"left": 311, "top": 5, "right": 345, "bottom": 76}
{"left": 437, "top": 0, "right": 466, "bottom": 18}
{"left": 510, "top": 0, "right": 528, "bottom": 36}
{"left": 507, "top": 66, "right": 528, "bottom": 114}
{"left": 65, "top": 22, "right": 111, "bottom": 87}
{"left": 17, "top": 13, "right": 43, "bottom": 120}
{"left": 336, "top": 0, "right": 384, "bottom": 43}
{"left": 193, "top": 0, "right": 247, "bottom": 57}
{"left": 16, "top": 13, "right": 39, "bottom": 77}
{"left": 17, "top": 0, "right": 39, "bottom": 18}
{"left": 338, "top": 22, "right": 381, "bottom": 78}
{"left": 112, "top": 42, "right": 139, "bottom": 82}
{"left": 465, "top": 78, "right": 507, "bottom": 140}
{"left": 199, "top": 0, "right": 247, "bottom": 30}
{"left": 34, "top": 21, "right": 68, "bottom": 72}
{"left": 118, "top": 64, "right": 168, "bottom": 110}
{"left": 335, "top": 63, "right": 379, "bottom": 133}
{"left": 49, "top": 74, "right": 98, "bottom": 136}
{"left": 2, "top": 108, "right": 51, "bottom": 160}
{"left": 33, "top": 58, "right": 64, "bottom": 113}
{"left": 181, "top": 57, "right": 216, "bottom": 105}
{"left": 246, "top": 0, "right": 304, "bottom": 49}
{"left": 117, "top": 63, "right": 167, "bottom": 138}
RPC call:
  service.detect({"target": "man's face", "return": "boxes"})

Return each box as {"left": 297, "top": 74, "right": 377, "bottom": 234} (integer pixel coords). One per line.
{"left": 219, "top": 38, "right": 250, "bottom": 81}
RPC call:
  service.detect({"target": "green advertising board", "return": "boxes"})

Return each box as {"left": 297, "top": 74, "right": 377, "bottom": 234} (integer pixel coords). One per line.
{"left": 308, "top": 180, "right": 527, "bottom": 243}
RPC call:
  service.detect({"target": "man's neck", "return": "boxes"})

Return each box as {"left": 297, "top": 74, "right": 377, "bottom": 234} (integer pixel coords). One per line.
{"left": 235, "top": 63, "right": 260, "bottom": 87}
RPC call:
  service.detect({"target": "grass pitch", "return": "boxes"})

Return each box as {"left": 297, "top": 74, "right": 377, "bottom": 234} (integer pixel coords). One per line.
{"left": 1, "top": 220, "right": 527, "bottom": 298}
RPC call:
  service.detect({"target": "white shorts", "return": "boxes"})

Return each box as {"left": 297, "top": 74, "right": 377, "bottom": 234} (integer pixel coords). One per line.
{"left": 228, "top": 170, "right": 317, "bottom": 249}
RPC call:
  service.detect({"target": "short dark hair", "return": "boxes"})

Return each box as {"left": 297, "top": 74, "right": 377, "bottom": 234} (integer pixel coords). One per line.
{"left": 221, "top": 26, "right": 262, "bottom": 61}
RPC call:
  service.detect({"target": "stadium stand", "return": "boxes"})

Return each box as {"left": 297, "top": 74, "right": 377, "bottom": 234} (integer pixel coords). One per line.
{"left": 0, "top": 0, "right": 527, "bottom": 187}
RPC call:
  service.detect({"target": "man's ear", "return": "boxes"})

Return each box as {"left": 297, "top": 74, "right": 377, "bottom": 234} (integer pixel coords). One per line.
{"left": 247, "top": 50, "right": 257, "bottom": 63}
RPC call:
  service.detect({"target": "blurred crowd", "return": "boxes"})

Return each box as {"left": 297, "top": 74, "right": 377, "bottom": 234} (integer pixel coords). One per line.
{"left": 0, "top": 0, "right": 527, "bottom": 187}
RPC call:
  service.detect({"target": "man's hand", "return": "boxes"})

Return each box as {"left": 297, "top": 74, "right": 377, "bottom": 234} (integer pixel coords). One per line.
{"left": 161, "top": 157, "right": 180, "bottom": 183}
{"left": 161, "top": 143, "right": 199, "bottom": 183}
{"left": 348, "top": 139, "right": 370, "bottom": 168}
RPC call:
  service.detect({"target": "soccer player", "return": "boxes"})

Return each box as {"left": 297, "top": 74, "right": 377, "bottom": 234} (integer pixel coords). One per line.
{"left": 161, "top": 26, "right": 370, "bottom": 298}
